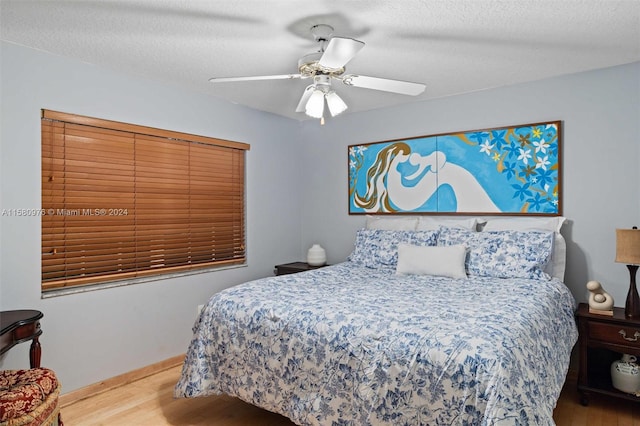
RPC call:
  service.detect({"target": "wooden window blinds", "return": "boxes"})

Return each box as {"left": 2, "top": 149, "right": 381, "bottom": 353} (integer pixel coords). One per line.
{"left": 41, "top": 109, "right": 249, "bottom": 291}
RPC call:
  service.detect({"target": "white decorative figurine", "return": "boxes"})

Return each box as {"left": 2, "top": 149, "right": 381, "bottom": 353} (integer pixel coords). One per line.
{"left": 586, "top": 280, "right": 614, "bottom": 314}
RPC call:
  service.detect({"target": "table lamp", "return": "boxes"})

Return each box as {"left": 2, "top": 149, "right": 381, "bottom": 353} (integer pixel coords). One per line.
{"left": 616, "top": 227, "right": 640, "bottom": 318}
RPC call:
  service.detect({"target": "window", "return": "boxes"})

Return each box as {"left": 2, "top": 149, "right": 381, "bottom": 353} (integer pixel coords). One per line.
{"left": 41, "top": 109, "right": 249, "bottom": 291}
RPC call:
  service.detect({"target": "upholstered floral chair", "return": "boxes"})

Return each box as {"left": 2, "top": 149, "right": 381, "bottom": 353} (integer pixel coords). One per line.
{"left": 0, "top": 368, "right": 62, "bottom": 426}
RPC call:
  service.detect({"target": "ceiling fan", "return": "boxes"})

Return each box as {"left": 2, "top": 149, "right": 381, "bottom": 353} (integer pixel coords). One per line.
{"left": 209, "top": 24, "right": 426, "bottom": 122}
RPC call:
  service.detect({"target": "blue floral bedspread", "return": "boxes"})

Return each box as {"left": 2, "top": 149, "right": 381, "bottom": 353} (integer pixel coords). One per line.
{"left": 174, "top": 262, "right": 578, "bottom": 425}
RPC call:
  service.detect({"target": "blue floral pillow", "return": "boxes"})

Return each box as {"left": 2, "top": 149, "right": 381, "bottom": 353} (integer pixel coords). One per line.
{"left": 348, "top": 228, "right": 439, "bottom": 269}
{"left": 437, "top": 227, "right": 554, "bottom": 280}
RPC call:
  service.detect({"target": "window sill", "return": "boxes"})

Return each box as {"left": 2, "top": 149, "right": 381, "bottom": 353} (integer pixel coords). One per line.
{"left": 41, "top": 263, "right": 247, "bottom": 299}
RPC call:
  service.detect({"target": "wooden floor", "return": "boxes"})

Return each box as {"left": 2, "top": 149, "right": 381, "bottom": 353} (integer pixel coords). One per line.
{"left": 61, "top": 366, "right": 640, "bottom": 425}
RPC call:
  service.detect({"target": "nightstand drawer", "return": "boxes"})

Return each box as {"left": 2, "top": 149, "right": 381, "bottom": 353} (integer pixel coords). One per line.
{"left": 589, "top": 321, "right": 640, "bottom": 347}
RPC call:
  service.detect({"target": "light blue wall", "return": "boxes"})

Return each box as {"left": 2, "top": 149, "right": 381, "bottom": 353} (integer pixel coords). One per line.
{"left": 0, "top": 42, "right": 303, "bottom": 392}
{"left": 299, "top": 61, "right": 640, "bottom": 307}
{"left": 1, "top": 40, "right": 638, "bottom": 394}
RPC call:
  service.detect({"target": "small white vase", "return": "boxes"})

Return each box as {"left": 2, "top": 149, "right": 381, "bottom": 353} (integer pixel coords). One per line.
{"left": 611, "top": 354, "right": 640, "bottom": 394}
{"left": 307, "top": 244, "right": 326, "bottom": 266}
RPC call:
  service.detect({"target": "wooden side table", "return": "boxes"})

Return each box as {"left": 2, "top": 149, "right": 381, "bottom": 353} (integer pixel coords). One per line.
{"left": 0, "top": 310, "right": 43, "bottom": 368}
{"left": 275, "top": 261, "right": 327, "bottom": 276}
{"left": 576, "top": 302, "right": 640, "bottom": 405}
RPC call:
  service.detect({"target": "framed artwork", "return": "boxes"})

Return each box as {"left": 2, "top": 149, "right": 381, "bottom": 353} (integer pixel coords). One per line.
{"left": 348, "top": 120, "right": 561, "bottom": 215}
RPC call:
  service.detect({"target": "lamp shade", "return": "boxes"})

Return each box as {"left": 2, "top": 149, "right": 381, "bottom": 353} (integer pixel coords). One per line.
{"left": 305, "top": 89, "right": 325, "bottom": 119}
{"left": 616, "top": 228, "right": 640, "bottom": 265}
{"left": 325, "top": 91, "right": 348, "bottom": 117}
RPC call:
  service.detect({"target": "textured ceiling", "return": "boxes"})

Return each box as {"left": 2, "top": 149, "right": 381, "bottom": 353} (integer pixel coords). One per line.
{"left": 1, "top": 0, "right": 639, "bottom": 121}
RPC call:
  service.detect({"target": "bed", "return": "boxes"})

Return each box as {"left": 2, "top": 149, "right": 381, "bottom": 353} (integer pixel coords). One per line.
{"left": 174, "top": 217, "right": 578, "bottom": 425}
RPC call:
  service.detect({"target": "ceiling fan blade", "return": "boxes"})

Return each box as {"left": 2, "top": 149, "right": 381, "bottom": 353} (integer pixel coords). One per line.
{"left": 296, "top": 85, "right": 315, "bottom": 112}
{"left": 341, "top": 75, "right": 426, "bottom": 96}
{"left": 209, "top": 74, "right": 302, "bottom": 83}
{"left": 318, "top": 37, "right": 365, "bottom": 69}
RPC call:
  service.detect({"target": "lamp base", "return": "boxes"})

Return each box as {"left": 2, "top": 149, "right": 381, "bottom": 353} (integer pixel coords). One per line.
{"left": 625, "top": 264, "right": 640, "bottom": 318}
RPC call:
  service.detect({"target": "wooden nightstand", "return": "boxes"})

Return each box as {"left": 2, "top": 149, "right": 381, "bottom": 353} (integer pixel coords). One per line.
{"left": 274, "top": 262, "right": 327, "bottom": 276}
{"left": 577, "top": 302, "right": 640, "bottom": 405}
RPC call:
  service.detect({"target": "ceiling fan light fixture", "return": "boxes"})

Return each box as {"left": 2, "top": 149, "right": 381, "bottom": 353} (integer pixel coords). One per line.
{"left": 209, "top": 23, "right": 426, "bottom": 120}
{"left": 305, "top": 89, "right": 325, "bottom": 118}
{"left": 325, "top": 91, "right": 348, "bottom": 117}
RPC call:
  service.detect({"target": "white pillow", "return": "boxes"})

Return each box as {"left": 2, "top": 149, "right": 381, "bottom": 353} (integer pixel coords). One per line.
{"left": 482, "top": 216, "right": 566, "bottom": 233}
{"left": 416, "top": 216, "right": 480, "bottom": 231}
{"left": 551, "top": 234, "right": 567, "bottom": 280}
{"left": 366, "top": 215, "right": 418, "bottom": 231}
{"left": 396, "top": 243, "right": 467, "bottom": 279}
{"left": 481, "top": 216, "right": 567, "bottom": 280}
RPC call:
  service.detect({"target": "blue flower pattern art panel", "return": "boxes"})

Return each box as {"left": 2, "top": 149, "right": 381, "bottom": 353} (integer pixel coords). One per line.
{"left": 348, "top": 121, "right": 561, "bottom": 214}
